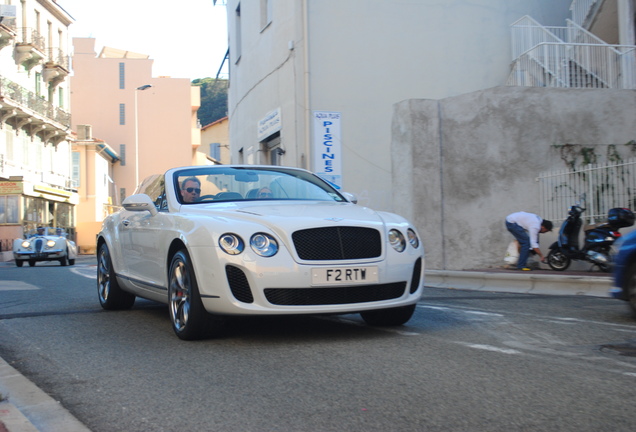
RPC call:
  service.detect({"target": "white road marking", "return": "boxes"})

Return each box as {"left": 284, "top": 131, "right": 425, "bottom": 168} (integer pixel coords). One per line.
{"left": 458, "top": 342, "right": 522, "bottom": 355}
{"left": 0, "top": 281, "right": 39, "bottom": 291}
{"left": 70, "top": 265, "right": 97, "bottom": 279}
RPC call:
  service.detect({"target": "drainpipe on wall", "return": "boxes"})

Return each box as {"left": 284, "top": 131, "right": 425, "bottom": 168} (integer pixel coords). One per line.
{"left": 302, "top": 0, "right": 311, "bottom": 170}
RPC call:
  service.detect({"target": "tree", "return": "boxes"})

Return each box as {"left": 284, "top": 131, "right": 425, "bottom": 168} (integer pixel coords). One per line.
{"left": 193, "top": 78, "right": 229, "bottom": 126}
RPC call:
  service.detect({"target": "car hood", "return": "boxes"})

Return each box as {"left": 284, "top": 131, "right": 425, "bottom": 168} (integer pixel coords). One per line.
{"left": 181, "top": 201, "right": 400, "bottom": 233}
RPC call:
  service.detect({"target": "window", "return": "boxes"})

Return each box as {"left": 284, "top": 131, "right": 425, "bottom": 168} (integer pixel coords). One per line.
{"left": 35, "top": 72, "right": 41, "bottom": 97}
{"left": 119, "top": 144, "right": 126, "bottom": 166}
{"left": 71, "top": 152, "right": 80, "bottom": 188}
{"left": 119, "top": 103, "right": 125, "bottom": 125}
{"left": 210, "top": 143, "right": 221, "bottom": 160}
{"left": 137, "top": 175, "right": 167, "bottom": 211}
{"left": 119, "top": 63, "right": 125, "bottom": 89}
{"left": 0, "top": 196, "right": 19, "bottom": 224}
{"left": 234, "top": 3, "right": 242, "bottom": 63}
{"left": 260, "top": 0, "right": 272, "bottom": 30}
{"left": 58, "top": 86, "right": 64, "bottom": 108}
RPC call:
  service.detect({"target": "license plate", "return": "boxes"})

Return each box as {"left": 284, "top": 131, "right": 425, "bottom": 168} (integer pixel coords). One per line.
{"left": 311, "top": 266, "right": 378, "bottom": 285}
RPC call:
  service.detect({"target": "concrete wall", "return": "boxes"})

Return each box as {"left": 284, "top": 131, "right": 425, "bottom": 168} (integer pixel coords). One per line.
{"left": 392, "top": 86, "right": 636, "bottom": 270}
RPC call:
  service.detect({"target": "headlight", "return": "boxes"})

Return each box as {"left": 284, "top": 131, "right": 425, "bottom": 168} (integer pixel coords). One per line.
{"left": 388, "top": 229, "right": 406, "bottom": 252}
{"left": 250, "top": 233, "right": 278, "bottom": 257}
{"left": 46, "top": 240, "right": 56, "bottom": 248}
{"left": 407, "top": 228, "right": 419, "bottom": 249}
{"left": 21, "top": 241, "right": 31, "bottom": 248}
{"left": 219, "top": 233, "right": 244, "bottom": 255}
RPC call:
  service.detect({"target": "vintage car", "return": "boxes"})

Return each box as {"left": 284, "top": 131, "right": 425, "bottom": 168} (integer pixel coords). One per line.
{"left": 97, "top": 165, "right": 425, "bottom": 340}
{"left": 13, "top": 227, "right": 78, "bottom": 267}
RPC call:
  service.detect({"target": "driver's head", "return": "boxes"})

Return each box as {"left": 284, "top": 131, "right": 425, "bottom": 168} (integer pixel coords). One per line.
{"left": 37, "top": 226, "right": 45, "bottom": 235}
{"left": 181, "top": 177, "right": 201, "bottom": 203}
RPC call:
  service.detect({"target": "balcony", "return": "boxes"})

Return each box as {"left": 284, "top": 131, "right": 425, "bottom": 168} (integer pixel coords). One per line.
{"left": 0, "top": 15, "right": 17, "bottom": 50}
{"left": 14, "top": 28, "right": 46, "bottom": 71}
{"left": 0, "top": 76, "right": 71, "bottom": 145}
{"left": 42, "top": 48, "right": 70, "bottom": 87}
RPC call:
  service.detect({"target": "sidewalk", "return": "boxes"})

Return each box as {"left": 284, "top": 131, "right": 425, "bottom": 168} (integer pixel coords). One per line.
{"left": 0, "top": 264, "right": 614, "bottom": 431}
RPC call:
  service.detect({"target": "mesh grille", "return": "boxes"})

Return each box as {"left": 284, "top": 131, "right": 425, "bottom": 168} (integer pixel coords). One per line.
{"left": 264, "top": 282, "right": 406, "bottom": 306}
{"left": 292, "top": 226, "right": 382, "bottom": 260}
{"left": 410, "top": 258, "right": 423, "bottom": 294}
{"left": 225, "top": 265, "right": 254, "bottom": 303}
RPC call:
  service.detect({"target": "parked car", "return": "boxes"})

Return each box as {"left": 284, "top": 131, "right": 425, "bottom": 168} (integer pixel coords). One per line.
{"left": 97, "top": 165, "right": 425, "bottom": 340}
{"left": 13, "top": 227, "right": 77, "bottom": 267}
{"left": 611, "top": 229, "right": 636, "bottom": 317}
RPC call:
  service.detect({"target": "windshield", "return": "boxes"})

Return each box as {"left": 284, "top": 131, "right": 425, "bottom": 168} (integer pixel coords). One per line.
{"left": 173, "top": 167, "right": 346, "bottom": 204}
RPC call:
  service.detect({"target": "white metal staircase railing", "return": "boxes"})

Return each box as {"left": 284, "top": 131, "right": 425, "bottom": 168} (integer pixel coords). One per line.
{"left": 508, "top": 16, "right": 636, "bottom": 89}
{"left": 570, "top": 0, "right": 598, "bottom": 27}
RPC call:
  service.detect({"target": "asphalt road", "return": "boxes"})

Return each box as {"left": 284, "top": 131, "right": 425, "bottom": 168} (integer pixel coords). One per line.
{"left": 1, "top": 257, "right": 635, "bottom": 431}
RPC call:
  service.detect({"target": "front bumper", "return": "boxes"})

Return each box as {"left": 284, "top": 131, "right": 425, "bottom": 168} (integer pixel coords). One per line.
{"left": 14, "top": 250, "right": 65, "bottom": 261}
{"left": 191, "top": 245, "right": 425, "bottom": 316}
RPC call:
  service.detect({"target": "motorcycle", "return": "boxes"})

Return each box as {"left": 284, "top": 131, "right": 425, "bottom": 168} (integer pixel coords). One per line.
{"left": 547, "top": 197, "right": 635, "bottom": 272}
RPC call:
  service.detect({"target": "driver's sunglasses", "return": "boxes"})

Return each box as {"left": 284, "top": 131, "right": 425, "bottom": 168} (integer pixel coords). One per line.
{"left": 259, "top": 192, "right": 273, "bottom": 198}
{"left": 185, "top": 187, "right": 201, "bottom": 194}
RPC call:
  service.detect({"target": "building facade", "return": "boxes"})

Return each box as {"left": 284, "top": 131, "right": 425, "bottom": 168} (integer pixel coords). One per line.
{"left": 201, "top": 116, "right": 229, "bottom": 164}
{"left": 70, "top": 37, "right": 202, "bottom": 205}
{"left": 225, "top": 0, "right": 574, "bottom": 210}
{"left": 0, "top": 0, "right": 76, "bottom": 252}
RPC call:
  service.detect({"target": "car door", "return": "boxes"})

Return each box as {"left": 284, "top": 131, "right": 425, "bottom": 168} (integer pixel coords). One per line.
{"left": 121, "top": 176, "right": 172, "bottom": 293}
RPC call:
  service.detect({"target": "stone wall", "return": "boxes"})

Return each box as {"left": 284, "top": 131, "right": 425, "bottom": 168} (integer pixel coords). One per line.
{"left": 391, "top": 86, "right": 636, "bottom": 270}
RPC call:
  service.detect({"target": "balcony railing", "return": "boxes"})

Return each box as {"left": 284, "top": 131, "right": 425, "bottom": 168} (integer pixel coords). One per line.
{"left": 0, "top": 76, "right": 71, "bottom": 126}
{"left": 46, "top": 47, "right": 70, "bottom": 71}
{"left": 17, "top": 27, "right": 45, "bottom": 50}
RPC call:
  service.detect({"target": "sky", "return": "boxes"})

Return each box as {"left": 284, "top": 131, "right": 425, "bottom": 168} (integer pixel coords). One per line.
{"left": 57, "top": 0, "right": 229, "bottom": 80}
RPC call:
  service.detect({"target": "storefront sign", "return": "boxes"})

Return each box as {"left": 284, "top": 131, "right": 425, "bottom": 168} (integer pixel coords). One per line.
{"left": 312, "top": 111, "right": 342, "bottom": 187}
{"left": 257, "top": 107, "right": 282, "bottom": 141}
{"left": 0, "top": 181, "right": 23, "bottom": 194}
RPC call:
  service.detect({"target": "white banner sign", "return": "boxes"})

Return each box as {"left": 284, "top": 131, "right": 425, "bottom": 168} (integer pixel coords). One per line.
{"left": 312, "top": 111, "right": 342, "bottom": 187}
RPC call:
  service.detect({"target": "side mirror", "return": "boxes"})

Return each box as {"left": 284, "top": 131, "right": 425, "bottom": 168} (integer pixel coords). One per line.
{"left": 342, "top": 192, "right": 358, "bottom": 204}
{"left": 122, "top": 194, "right": 158, "bottom": 216}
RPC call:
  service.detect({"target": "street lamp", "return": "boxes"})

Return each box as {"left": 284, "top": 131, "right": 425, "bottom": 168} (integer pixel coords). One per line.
{"left": 134, "top": 84, "right": 152, "bottom": 187}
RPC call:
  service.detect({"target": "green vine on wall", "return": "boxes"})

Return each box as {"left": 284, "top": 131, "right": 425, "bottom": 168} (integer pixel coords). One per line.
{"left": 553, "top": 141, "right": 636, "bottom": 170}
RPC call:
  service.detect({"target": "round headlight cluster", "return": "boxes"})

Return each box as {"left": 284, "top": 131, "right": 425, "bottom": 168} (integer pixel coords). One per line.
{"left": 250, "top": 233, "right": 278, "bottom": 257}
{"left": 219, "top": 232, "right": 278, "bottom": 257}
{"left": 389, "top": 228, "right": 420, "bottom": 253}
{"left": 219, "top": 234, "right": 244, "bottom": 255}
{"left": 21, "top": 240, "right": 30, "bottom": 249}
{"left": 46, "top": 240, "right": 56, "bottom": 248}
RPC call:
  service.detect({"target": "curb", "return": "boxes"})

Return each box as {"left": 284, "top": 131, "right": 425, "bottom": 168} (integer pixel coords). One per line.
{"left": 0, "top": 357, "right": 90, "bottom": 432}
{"left": 425, "top": 270, "right": 612, "bottom": 297}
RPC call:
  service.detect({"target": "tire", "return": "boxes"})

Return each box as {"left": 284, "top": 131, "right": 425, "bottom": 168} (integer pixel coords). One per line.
{"left": 168, "top": 250, "right": 222, "bottom": 340}
{"left": 623, "top": 261, "right": 636, "bottom": 318}
{"left": 59, "top": 254, "right": 68, "bottom": 266}
{"left": 28, "top": 260, "right": 35, "bottom": 267}
{"left": 15, "top": 260, "right": 23, "bottom": 267}
{"left": 68, "top": 258, "right": 75, "bottom": 266}
{"left": 547, "top": 249, "right": 570, "bottom": 271}
{"left": 360, "top": 304, "right": 416, "bottom": 326}
{"left": 97, "top": 243, "right": 135, "bottom": 310}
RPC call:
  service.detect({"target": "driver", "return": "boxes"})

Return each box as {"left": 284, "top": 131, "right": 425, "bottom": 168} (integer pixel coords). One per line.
{"left": 36, "top": 226, "right": 45, "bottom": 236}
{"left": 180, "top": 177, "right": 201, "bottom": 203}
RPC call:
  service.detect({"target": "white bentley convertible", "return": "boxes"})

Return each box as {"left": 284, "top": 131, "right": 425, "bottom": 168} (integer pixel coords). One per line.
{"left": 97, "top": 166, "right": 424, "bottom": 340}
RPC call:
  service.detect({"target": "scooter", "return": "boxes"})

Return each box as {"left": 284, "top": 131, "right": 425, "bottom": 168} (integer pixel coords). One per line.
{"left": 547, "top": 197, "right": 635, "bottom": 272}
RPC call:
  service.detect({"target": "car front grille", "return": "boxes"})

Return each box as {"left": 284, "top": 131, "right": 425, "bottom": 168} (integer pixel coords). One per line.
{"left": 292, "top": 226, "right": 382, "bottom": 260}
{"left": 264, "top": 282, "right": 406, "bottom": 306}
{"left": 225, "top": 265, "right": 254, "bottom": 303}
